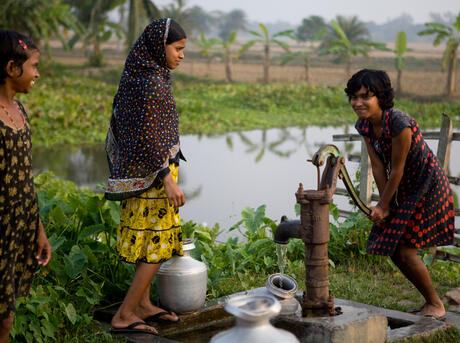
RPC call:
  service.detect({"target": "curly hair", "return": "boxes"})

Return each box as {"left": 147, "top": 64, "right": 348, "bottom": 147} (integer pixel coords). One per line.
{"left": 345, "top": 69, "right": 394, "bottom": 111}
{"left": 0, "top": 30, "right": 38, "bottom": 84}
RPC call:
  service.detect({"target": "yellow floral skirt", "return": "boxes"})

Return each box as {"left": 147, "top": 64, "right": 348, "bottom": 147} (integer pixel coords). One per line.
{"left": 117, "top": 164, "right": 183, "bottom": 264}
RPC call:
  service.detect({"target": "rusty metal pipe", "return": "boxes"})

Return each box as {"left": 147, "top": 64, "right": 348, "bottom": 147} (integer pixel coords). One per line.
{"left": 273, "top": 217, "right": 301, "bottom": 245}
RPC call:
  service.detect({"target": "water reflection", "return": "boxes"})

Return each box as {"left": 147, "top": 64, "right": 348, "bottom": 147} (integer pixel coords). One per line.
{"left": 33, "top": 127, "right": 460, "bottom": 236}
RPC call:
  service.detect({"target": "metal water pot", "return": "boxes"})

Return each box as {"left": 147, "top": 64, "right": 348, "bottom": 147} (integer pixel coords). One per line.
{"left": 156, "top": 239, "right": 207, "bottom": 314}
{"left": 210, "top": 295, "right": 299, "bottom": 343}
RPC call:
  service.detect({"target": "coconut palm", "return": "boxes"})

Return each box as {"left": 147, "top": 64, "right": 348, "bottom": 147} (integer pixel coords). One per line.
{"left": 321, "top": 16, "right": 388, "bottom": 77}
{"left": 418, "top": 12, "right": 460, "bottom": 96}
{"left": 0, "top": 0, "right": 82, "bottom": 57}
{"left": 161, "top": 0, "right": 205, "bottom": 38}
{"left": 217, "top": 9, "right": 248, "bottom": 40}
{"left": 245, "top": 23, "right": 293, "bottom": 83}
{"left": 296, "top": 15, "right": 327, "bottom": 42}
{"left": 66, "top": 0, "right": 125, "bottom": 66}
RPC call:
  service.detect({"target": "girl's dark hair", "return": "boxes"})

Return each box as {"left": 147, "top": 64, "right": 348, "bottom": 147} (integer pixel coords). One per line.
{"left": 345, "top": 69, "right": 394, "bottom": 110}
{"left": 166, "top": 19, "right": 186, "bottom": 45}
{"left": 0, "top": 30, "right": 38, "bottom": 84}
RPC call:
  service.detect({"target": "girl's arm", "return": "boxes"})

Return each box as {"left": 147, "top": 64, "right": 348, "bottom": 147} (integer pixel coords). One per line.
{"left": 370, "top": 127, "right": 412, "bottom": 223}
{"left": 365, "top": 139, "right": 387, "bottom": 195}
{"left": 163, "top": 173, "right": 186, "bottom": 208}
{"left": 36, "top": 218, "right": 51, "bottom": 266}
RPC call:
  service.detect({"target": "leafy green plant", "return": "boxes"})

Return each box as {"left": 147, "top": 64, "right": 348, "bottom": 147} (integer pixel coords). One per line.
{"left": 11, "top": 173, "right": 129, "bottom": 342}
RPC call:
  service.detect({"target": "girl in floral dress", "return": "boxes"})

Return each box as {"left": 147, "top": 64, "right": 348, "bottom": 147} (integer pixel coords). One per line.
{"left": 345, "top": 69, "right": 455, "bottom": 320}
{"left": 0, "top": 30, "right": 51, "bottom": 343}
{"left": 105, "top": 18, "right": 187, "bottom": 335}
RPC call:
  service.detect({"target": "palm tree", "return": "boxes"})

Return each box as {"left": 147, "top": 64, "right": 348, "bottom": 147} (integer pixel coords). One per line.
{"left": 296, "top": 15, "right": 327, "bottom": 42}
{"left": 125, "top": 0, "right": 160, "bottom": 51}
{"left": 67, "top": 0, "right": 125, "bottom": 66}
{"left": 418, "top": 12, "right": 460, "bottom": 96}
{"left": 161, "top": 0, "right": 204, "bottom": 38}
{"left": 217, "top": 9, "right": 247, "bottom": 40}
{"left": 245, "top": 23, "right": 293, "bottom": 83}
{"left": 281, "top": 30, "right": 325, "bottom": 83}
{"left": 393, "top": 31, "right": 409, "bottom": 95}
{"left": 0, "top": 0, "right": 82, "bottom": 57}
{"left": 215, "top": 30, "right": 239, "bottom": 83}
{"left": 321, "top": 16, "right": 388, "bottom": 77}
{"left": 192, "top": 33, "right": 219, "bottom": 77}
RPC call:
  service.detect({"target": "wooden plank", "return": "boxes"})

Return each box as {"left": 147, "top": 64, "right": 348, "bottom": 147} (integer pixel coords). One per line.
{"left": 332, "top": 132, "right": 460, "bottom": 142}
{"left": 436, "top": 114, "right": 453, "bottom": 171}
{"left": 454, "top": 234, "right": 460, "bottom": 246}
{"left": 359, "top": 138, "right": 373, "bottom": 206}
{"left": 433, "top": 250, "right": 460, "bottom": 263}
{"left": 448, "top": 176, "right": 460, "bottom": 185}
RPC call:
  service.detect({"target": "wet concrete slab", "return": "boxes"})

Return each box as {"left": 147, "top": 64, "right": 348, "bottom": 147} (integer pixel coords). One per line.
{"left": 96, "top": 289, "right": 459, "bottom": 343}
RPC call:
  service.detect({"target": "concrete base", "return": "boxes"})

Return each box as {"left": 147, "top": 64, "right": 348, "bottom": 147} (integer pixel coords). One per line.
{"left": 275, "top": 303, "right": 387, "bottom": 343}
{"left": 96, "top": 287, "right": 454, "bottom": 343}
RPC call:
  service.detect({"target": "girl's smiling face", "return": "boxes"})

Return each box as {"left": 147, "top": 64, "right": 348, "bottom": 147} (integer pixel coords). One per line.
{"left": 165, "top": 38, "right": 186, "bottom": 70}
{"left": 11, "top": 50, "right": 40, "bottom": 93}
{"left": 350, "top": 86, "right": 382, "bottom": 121}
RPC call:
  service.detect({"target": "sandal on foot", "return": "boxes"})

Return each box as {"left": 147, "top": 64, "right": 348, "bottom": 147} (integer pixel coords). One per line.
{"left": 146, "top": 310, "right": 180, "bottom": 324}
{"left": 407, "top": 306, "right": 424, "bottom": 314}
{"left": 110, "top": 321, "right": 158, "bottom": 335}
{"left": 422, "top": 313, "right": 446, "bottom": 321}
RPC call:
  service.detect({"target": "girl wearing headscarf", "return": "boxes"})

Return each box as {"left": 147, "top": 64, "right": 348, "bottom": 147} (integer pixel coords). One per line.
{"left": 105, "top": 18, "right": 187, "bottom": 335}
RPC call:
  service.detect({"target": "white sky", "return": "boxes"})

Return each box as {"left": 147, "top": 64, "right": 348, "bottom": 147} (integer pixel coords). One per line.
{"left": 155, "top": 0, "right": 459, "bottom": 25}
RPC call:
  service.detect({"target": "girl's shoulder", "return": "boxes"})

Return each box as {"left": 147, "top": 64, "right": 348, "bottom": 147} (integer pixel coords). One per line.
{"left": 355, "top": 118, "right": 370, "bottom": 137}
{"left": 386, "top": 108, "right": 415, "bottom": 137}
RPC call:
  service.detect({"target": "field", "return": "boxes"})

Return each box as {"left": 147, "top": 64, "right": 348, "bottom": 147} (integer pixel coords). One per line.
{"left": 50, "top": 41, "right": 460, "bottom": 98}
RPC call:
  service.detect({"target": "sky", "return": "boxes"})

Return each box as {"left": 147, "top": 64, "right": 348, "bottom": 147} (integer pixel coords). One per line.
{"left": 155, "top": 0, "right": 459, "bottom": 25}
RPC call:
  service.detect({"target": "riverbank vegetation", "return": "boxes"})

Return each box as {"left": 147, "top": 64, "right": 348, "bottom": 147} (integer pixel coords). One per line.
{"left": 19, "top": 63, "right": 460, "bottom": 147}
{"left": 11, "top": 174, "right": 460, "bottom": 342}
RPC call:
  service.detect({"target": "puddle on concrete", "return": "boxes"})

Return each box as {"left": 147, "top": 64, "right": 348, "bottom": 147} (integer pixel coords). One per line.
{"left": 164, "top": 317, "right": 234, "bottom": 342}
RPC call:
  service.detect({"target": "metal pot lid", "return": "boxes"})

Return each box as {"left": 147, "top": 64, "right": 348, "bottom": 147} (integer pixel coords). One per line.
{"left": 182, "top": 238, "right": 195, "bottom": 251}
{"left": 224, "top": 295, "right": 281, "bottom": 322}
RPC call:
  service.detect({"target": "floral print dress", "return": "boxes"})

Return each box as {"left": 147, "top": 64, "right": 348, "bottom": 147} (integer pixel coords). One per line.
{"left": 355, "top": 109, "right": 455, "bottom": 256}
{"left": 0, "top": 101, "right": 39, "bottom": 319}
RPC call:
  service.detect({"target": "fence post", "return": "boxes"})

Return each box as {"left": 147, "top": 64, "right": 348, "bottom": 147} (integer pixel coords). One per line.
{"left": 359, "top": 137, "right": 373, "bottom": 206}
{"left": 436, "top": 113, "right": 452, "bottom": 172}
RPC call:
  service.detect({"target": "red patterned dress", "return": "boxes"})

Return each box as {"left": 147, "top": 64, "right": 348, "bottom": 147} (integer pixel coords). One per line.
{"left": 355, "top": 109, "right": 455, "bottom": 256}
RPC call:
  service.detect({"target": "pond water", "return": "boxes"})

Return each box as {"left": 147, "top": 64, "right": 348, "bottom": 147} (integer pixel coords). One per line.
{"left": 33, "top": 126, "right": 460, "bottom": 239}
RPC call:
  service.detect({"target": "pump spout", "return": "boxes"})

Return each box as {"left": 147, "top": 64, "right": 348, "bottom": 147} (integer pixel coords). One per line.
{"left": 274, "top": 216, "right": 301, "bottom": 244}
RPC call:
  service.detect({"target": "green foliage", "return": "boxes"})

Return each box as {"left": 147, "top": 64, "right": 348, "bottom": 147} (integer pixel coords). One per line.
{"left": 418, "top": 12, "right": 460, "bottom": 95}
{"left": 394, "top": 31, "right": 408, "bottom": 70}
{"left": 328, "top": 204, "right": 380, "bottom": 264}
{"left": 0, "top": 0, "right": 83, "bottom": 57}
{"left": 11, "top": 173, "right": 130, "bottom": 342}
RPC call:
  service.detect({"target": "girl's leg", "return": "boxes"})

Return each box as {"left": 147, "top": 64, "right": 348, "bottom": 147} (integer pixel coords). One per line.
{"left": 135, "top": 283, "right": 179, "bottom": 322}
{"left": 0, "top": 316, "right": 14, "bottom": 343}
{"left": 111, "top": 262, "right": 161, "bottom": 333}
{"left": 391, "top": 244, "right": 445, "bottom": 317}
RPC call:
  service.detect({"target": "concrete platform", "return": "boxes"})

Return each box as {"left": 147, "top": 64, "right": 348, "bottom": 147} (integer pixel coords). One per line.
{"left": 96, "top": 289, "right": 459, "bottom": 343}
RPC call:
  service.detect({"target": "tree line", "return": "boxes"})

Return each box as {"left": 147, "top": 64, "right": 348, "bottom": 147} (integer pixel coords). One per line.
{"left": 0, "top": 0, "right": 459, "bottom": 96}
